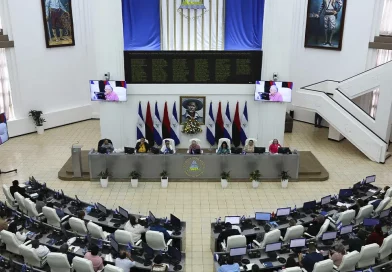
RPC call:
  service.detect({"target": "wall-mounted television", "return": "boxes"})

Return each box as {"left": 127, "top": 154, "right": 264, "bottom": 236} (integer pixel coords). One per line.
{"left": 90, "top": 80, "right": 127, "bottom": 102}
{"left": 254, "top": 81, "right": 293, "bottom": 102}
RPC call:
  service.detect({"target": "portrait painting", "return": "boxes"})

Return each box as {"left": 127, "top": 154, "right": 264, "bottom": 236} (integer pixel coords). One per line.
{"left": 304, "top": 0, "right": 347, "bottom": 50}
{"left": 41, "top": 0, "right": 75, "bottom": 48}
{"left": 0, "top": 113, "right": 9, "bottom": 145}
{"left": 180, "top": 96, "right": 206, "bottom": 125}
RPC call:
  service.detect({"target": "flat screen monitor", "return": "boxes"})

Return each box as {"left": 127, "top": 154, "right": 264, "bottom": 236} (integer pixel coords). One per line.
{"left": 322, "top": 232, "right": 337, "bottom": 241}
{"left": 290, "top": 238, "right": 306, "bottom": 248}
{"left": 363, "top": 218, "right": 379, "bottom": 226}
{"left": 225, "top": 216, "right": 241, "bottom": 225}
{"left": 118, "top": 206, "right": 129, "bottom": 219}
{"left": 321, "top": 195, "right": 331, "bottom": 205}
{"left": 149, "top": 211, "right": 156, "bottom": 224}
{"left": 229, "top": 247, "right": 247, "bottom": 257}
{"left": 303, "top": 200, "right": 316, "bottom": 211}
{"left": 0, "top": 113, "right": 9, "bottom": 146}
{"left": 96, "top": 203, "right": 107, "bottom": 214}
{"left": 90, "top": 80, "right": 127, "bottom": 102}
{"left": 170, "top": 214, "right": 181, "bottom": 229}
{"left": 340, "top": 225, "right": 353, "bottom": 235}
{"left": 365, "top": 175, "right": 376, "bottom": 184}
{"left": 255, "top": 212, "right": 271, "bottom": 221}
{"left": 168, "top": 246, "right": 182, "bottom": 262}
{"left": 254, "top": 81, "right": 293, "bottom": 102}
{"left": 110, "top": 237, "right": 119, "bottom": 252}
{"left": 265, "top": 242, "right": 282, "bottom": 252}
{"left": 380, "top": 209, "right": 390, "bottom": 219}
{"left": 276, "top": 207, "right": 291, "bottom": 217}
{"left": 339, "top": 189, "right": 353, "bottom": 198}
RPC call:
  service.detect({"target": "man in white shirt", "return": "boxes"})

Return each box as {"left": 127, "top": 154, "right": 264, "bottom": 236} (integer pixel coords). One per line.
{"left": 160, "top": 140, "right": 174, "bottom": 154}
{"left": 124, "top": 215, "right": 146, "bottom": 243}
{"left": 115, "top": 251, "right": 136, "bottom": 271}
{"left": 31, "top": 240, "right": 50, "bottom": 258}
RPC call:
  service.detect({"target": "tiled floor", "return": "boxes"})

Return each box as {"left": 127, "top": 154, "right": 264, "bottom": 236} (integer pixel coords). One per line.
{"left": 0, "top": 120, "right": 391, "bottom": 271}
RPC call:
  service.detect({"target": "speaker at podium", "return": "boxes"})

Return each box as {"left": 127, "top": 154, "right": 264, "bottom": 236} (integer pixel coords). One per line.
{"left": 72, "top": 144, "right": 83, "bottom": 178}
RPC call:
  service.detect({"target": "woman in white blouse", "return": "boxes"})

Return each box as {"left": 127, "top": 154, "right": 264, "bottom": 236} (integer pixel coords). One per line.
{"left": 124, "top": 215, "right": 146, "bottom": 243}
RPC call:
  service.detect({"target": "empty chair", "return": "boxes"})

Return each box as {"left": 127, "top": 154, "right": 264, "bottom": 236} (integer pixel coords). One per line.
{"left": 42, "top": 207, "right": 69, "bottom": 228}
{"left": 304, "top": 219, "right": 330, "bottom": 240}
{"left": 282, "top": 267, "right": 303, "bottom": 272}
{"left": 87, "top": 221, "right": 109, "bottom": 240}
{"left": 216, "top": 138, "right": 231, "bottom": 153}
{"left": 2, "top": 185, "right": 17, "bottom": 207}
{"left": 281, "top": 225, "right": 304, "bottom": 243}
{"left": 24, "top": 198, "right": 42, "bottom": 217}
{"left": 162, "top": 138, "right": 176, "bottom": 153}
{"left": 313, "top": 259, "right": 333, "bottom": 272}
{"left": 329, "top": 210, "right": 355, "bottom": 229}
{"left": 114, "top": 230, "right": 142, "bottom": 246}
{"left": 47, "top": 252, "right": 72, "bottom": 272}
{"left": 379, "top": 235, "right": 392, "bottom": 260}
{"left": 335, "top": 250, "right": 360, "bottom": 272}
{"left": 104, "top": 264, "right": 123, "bottom": 272}
{"left": 384, "top": 187, "right": 392, "bottom": 198}
{"left": 355, "top": 205, "right": 373, "bottom": 224}
{"left": 72, "top": 256, "right": 95, "bottom": 272}
{"left": 375, "top": 197, "right": 391, "bottom": 214}
{"left": 146, "top": 230, "right": 172, "bottom": 251}
{"left": 19, "top": 244, "right": 47, "bottom": 268}
{"left": 222, "top": 235, "right": 246, "bottom": 252}
{"left": 357, "top": 243, "right": 380, "bottom": 268}
{"left": 69, "top": 217, "right": 88, "bottom": 236}
{"left": 253, "top": 229, "right": 281, "bottom": 248}
{"left": 0, "top": 230, "right": 24, "bottom": 255}
{"left": 14, "top": 192, "right": 27, "bottom": 214}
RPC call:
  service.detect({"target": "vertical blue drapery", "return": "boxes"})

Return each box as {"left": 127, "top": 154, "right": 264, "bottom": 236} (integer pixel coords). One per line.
{"left": 224, "top": 0, "right": 265, "bottom": 50}
{"left": 122, "top": 0, "right": 161, "bottom": 50}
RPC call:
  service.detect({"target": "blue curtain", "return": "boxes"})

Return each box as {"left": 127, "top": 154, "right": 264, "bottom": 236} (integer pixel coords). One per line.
{"left": 122, "top": 0, "right": 161, "bottom": 50}
{"left": 224, "top": 0, "right": 265, "bottom": 50}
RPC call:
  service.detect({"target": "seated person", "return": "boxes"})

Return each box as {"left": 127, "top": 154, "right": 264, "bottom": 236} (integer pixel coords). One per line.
{"left": 348, "top": 230, "right": 367, "bottom": 252}
{"left": 84, "top": 244, "right": 104, "bottom": 271}
{"left": 329, "top": 243, "right": 346, "bottom": 268}
{"left": 380, "top": 186, "right": 390, "bottom": 199}
{"left": 35, "top": 194, "right": 46, "bottom": 214}
{"left": 243, "top": 140, "right": 255, "bottom": 153}
{"left": 149, "top": 223, "right": 171, "bottom": 242}
{"left": 115, "top": 251, "right": 136, "bottom": 271}
{"left": 31, "top": 239, "right": 50, "bottom": 259}
{"left": 7, "top": 220, "right": 26, "bottom": 243}
{"left": 352, "top": 199, "right": 365, "bottom": 216}
{"left": 218, "top": 256, "right": 240, "bottom": 272}
{"left": 251, "top": 264, "right": 260, "bottom": 272}
{"left": 217, "top": 222, "right": 240, "bottom": 248}
{"left": 306, "top": 215, "right": 325, "bottom": 237}
{"left": 124, "top": 215, "right": 147, "bottom": 242}
{"left": 100, "top": 139, "right": 114, "bottom": 153}
{"left": 332, "top": 206, "right": 347, "bottom": 221}
{"left": 151, "top": 254, "right": 169, "bottom": 272}
{"left": 10, "top": 180, "right": 27, "bottom": 198}
{"left": 160, "top": 140, "right": 174, "bottom": 154}
{"left": 188, "top": 140, "right": 201, "bottom": 154}
{"left": 366, "top": 224, "right": 384, "bottom": 246}
{"left": 135, "top": 137, "right": 150, "bottom": 153}
{"left": 299, "top": 243, "right": 323, "bottom": 272}
{"left": 78, "top": 210, "right": 86, "bottom": 220}
{"left": 269, "top": 139, "right": 281, "bottom": 154}
{"left": 277, "top": 256, "right": 297, "bottom": 271}
{"left": 0, "top": 210, "right": 9, "bottom": 232}
{"left": 217, "top": 141, "right": 230, "bottom": 154}
{"left": 45, "top": 202, "right": 65, "bottom": 219}
{"left": 280, "top": 218, "right": 297, "bottom": 238}
{"left": 60, "top": 243, "right": 74, "bottom": 265}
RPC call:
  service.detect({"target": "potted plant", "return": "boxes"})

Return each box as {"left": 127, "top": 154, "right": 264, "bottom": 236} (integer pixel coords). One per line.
{"left": 280, "top": 170, "right": 291, "bottom": 188}
{"left": 29, "top": 110, "right": 46, "bottom": 134}
{"left": 98, "top": 168, "right": 111, "bottom": 188}
{"left": 250, "top": 170, "right": 262, "bottom": 188}
{"left": 160, "top": 170, "right": 168, "bottom": 188}
{"left": 129, "top": 171, "right": 141, "bottom": 188}
{"left": 220, "top": 171, "right": 230, "bottom": 188}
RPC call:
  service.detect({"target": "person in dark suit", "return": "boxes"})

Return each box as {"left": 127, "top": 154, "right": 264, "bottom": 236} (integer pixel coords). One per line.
{"left": 348, "top": 230, "right": 367, "bottom": 252}
{"left": 217, "top": 223, "right": 240, "bottom": 250}
{"left": 135, "top": 137, "right": 150, "bottom": 153}
{"left": 306, "top": 215, "right": 325, "bottom": 237}
{"left": 10, "top": 180, "right": 27, "bottom": 198}
{"left": 299, "top": 243, "right": 323, "bottom": 272}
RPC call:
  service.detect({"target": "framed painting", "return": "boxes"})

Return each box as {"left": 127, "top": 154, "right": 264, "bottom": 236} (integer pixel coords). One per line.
{"left": 304, "top": 0, "right": 347, "bottom": 51}
{"left": 41, "top": 0, "right": 75, "bottom": 48}
{"left": 180, "top": 96, "right": 206, "bottom": 125}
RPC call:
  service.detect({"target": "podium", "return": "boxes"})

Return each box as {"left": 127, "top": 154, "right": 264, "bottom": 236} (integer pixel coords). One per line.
{"left": 72, "top": 145, "right": 83, "bottom": 178}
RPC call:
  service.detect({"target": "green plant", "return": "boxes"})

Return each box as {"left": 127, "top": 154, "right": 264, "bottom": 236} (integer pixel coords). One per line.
{"left": 280, "top": 171, "right": 291, "bottom": 180}
{"left": 98, "top": 168, "right": 111, "bottom": 179}
{"left": 220, "top": 171, "right": 230, "bottom": 180}
{"left": 29, "top": 110, "right": 46, "bottom": 126}
{"left": 249, "top": 170, "right": 262, "bottom": 182}
{"left": 160, "top": 170, "right": 168, "bottom": 179}
{"left": 129, "top": 171, "right": 141, "bottom": 179}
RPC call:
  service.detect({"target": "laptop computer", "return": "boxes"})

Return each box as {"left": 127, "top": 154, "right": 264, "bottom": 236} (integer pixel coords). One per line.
{"left": 231, "top": 147, "right": 242, "bottom": 154}
{"left": 190, "top": 149, "right": 201, "bottom": 154}
{"left": 150, "top": 147, "right": 160, "bottom": 154}
{"left": 254, "top": 147, "right": 265, "bottom": 154}
{"left": 124, "top": 147, "right": 135, "bottom": 154}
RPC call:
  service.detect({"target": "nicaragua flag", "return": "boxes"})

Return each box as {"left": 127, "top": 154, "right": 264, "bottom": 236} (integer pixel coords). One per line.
{"left": 137, "top": 102, "right": 145, "bottom": 140}
{"left": 206, "top": 102, "right": 215, "bottom": 146}
{"left": 240, "top": 101, "right": 249, "bottom": 145}
{"left": 153, "top": 102, "right": 163, "bottom": 146}
{"left": 223, "top": 102, "right": 232, "bottom": 141}
{"left": 170, "top": 102, "right": 180, "bottom": 145}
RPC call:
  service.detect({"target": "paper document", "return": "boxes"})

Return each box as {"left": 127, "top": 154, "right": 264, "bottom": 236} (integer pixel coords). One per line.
{"left": 336, "top": 202, "right": 351, "bottom": 208}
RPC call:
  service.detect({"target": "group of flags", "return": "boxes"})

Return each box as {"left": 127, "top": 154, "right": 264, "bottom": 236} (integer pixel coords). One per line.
{"left": 137, "top": 102, "right": 180, "bottom": 146}
{"left": 207, "top": 101, "right": 249, "bottom": 147}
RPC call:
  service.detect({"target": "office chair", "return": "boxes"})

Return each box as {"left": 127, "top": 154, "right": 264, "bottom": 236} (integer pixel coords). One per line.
{"left": 384, "top": 187, "right": 392, "bottom": 198}
{"left": 146, "top": 230, "right": 172, "bottom": 251}
{"left": 24, "top": 198, "right": 43, "bottom": 218}
{"left": 14, "top": 192, "right": 28, "bottom": 214}
{"left": 378, "top": 234, "right": 392, "bottom": 261}
{"left": 114, "top": 230, "right": 142, "bottom": 246}
{"left": 2, "top": 185, "right": 17, "bottom": 207}
{"left": 42, "top": 207, "right": 70, "bottom": 228}
{"left": 355, "top": 204, "right": 373, "bottom": 224}
{"left": 187, "top": 138, "right": 203, "bottom": 153}
{"left": 72, "top": 256, "right": 98, "bottom": 272}
{"left": 312, "top": 259, "right": 333, "bottom": 272}
{"left": 97, "top": 138, "right": 113, "bottom": 150}
{"left": 334, "top": 250, "right": 360, "bottom": 272}
{"left": 162, "top": 138, "right": 176, "bottom": 153}
{"left": 304, "top": 219, "right": 330, "bottom": 240}
{"left": 357, "top": 243, "right": 379, "bottom": 268}
{"left": 245, "top": 138, "right": 258, "bottom": 146}
{"left": 282, "top": 267, "right": 303, "bottom": 272}
{"left": 19, "top": 243, "right": 47, "bottom": 268}
{"left": 253, "top": 229, "right": 281, "bottom": 248}
{"left": 221, "top": 235, "right": 246, "bottom": 252}
{"left": 0, "top": 230, "right": 27, "bottom": 255}
{"left": 281, "top": 225, "right": 304, "bottom": 243}
{"left": 47, "top": 252, "right": 72, "bottom": 272}
{"left": 87, "top": 221, "right": 110, "bottom": 240}
{"left": 104, "top": 264, "right": 123, "bottom": 272}
{"left": 216, "top": 138, "right": 231, "bottom": 153}
{"left": 69, "top": 217, "right": 88, "bottom": 236}
{"left": 328, "top": 210, "right": 355, "bottom": 230}
{"left": 374, "top": 197, "right": 391, "bottom": 214}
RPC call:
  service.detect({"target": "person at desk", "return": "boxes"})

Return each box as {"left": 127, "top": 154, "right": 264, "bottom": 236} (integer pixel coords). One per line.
{"left": 299, "top": 243, "right": 323, "bottom": 272}
{"left": 10, "top": 180, "right": 27, "bottom": 198}
{"left": 60, "top": 243, "right": 74, "bottom": 265}
{"left": 280, "top": 218, "right": 297, "bottom": 238}
{"left": 332, "top": 206, "right": 347, "bottom": 221}
{"left": 160, "top": 140, "right": 174, "bottom": 154}
{"left": 244, "top": 140, "right": 255, "bottom": 153}
{"left": 151, "top": 254, "right": 169, "bottom": 272}
{"left": 101, "top": 139, "right": 114, "bottom": 153}
{"left": 115, "top": 251, "right": 136, "bottom": 271}
{"left": 7, "top": 220, "right": 26, "bottom": 242}
{"left": 124, "top": 215, "right": 146, "bottom": 242}
{"left": 84, "top": 244, "right": 104, "bottom": 271}
{"left": 352, "top": 199, "right": 365, "bottom": 216}
{"left": 150, "top": 222, "right": 171, "bottom": 242}
{"left": 217, "top": 141, "right": 231, "bottom": 154}
{"left": 329, "top": 243, "right": 346, "bottom": 268}
{"left": 380, "top": 186, "right": 390, "bottom": 199}
{"left": 78, "top": 210, "right": 86, "bottom": 220}
{"left": 306, "top": 215, "right": 325, "bottom": 237}
{"left": 31, "top": 239, "right": 50, "bottom": 259}
{"left": 366, "top": 224, "right": 384, "bottom": 246}
{"left": 0, "top": 210, "right": 9, "bottom": 232}
{"left": 218, "top": 256, "right": 240, "bottom": 272}
{"left": 35, "top": 194, "right": 46, "bottom": 214}
{"left": 269, "top": 139, "right": 281, "bottom": 154}
{"left": 188, "top": 140, "right": 201, "bottom": 154}
{"left": 217, "top": 223, "right": 240, "bottom": 249}
{"left": 348, "top": 230, "right": 367, "bottom": 252}
{"left": 45, "top": 202, "right": 65, "bottom": 219}
{"left": 135, "top": 137, "right": 150, "bottom": 153}
{"left": 251, "top": 264, "right": 260, "bottom": 272}
{"left": 278, "top": 256, "right": 297, "bottom": 271}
